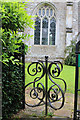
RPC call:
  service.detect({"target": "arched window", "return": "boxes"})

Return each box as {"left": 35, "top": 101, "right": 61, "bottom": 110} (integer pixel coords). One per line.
{"left": 34, "top": 5, "right": 56, "bottom": 45}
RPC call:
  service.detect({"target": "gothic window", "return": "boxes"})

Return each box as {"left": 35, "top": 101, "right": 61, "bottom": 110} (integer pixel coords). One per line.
{"left": 34, "top": 5, "right": 56, "bottom": 45}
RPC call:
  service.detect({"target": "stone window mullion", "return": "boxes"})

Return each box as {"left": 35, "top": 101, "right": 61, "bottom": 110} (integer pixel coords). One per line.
{"left": 48, "top": 18, "right": 50, "bottom": 45}
{"left": 40, "top": 18, "right": 42, "bottom": 45}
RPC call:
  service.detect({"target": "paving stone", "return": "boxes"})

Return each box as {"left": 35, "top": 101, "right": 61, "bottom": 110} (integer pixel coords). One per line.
{"left": 12, "top": 91, "right": 75, "bottom": 119}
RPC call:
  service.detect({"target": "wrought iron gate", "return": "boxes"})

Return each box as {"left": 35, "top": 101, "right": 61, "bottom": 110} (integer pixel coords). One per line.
{"left": 74, "top": 41, "right": 80, "bottom": 120}
{"left": 25, "top": 56, "right": 67, "bottom": 115}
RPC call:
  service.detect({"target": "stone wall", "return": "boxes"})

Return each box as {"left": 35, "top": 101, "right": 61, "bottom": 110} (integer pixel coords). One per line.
{"left": 73, "top": 2, "right": 78, "bottom": 41}
{"left": 24, "top": 1, "right": 78, "bottom": 62}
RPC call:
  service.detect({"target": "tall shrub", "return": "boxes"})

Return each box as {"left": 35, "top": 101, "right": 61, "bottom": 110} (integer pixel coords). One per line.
{"left": 1, "top": 1, "right": 35, "bottom": 119}
{"left": 64, "top": 39, "right": 78, "bottom": 66}
{"left": 1, "top": 2, "right": 34, "bottom": 65}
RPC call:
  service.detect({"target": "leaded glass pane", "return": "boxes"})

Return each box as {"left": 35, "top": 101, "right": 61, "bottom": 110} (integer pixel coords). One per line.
{"left": 46, "top": 9, "right": 49, "bottom": 16}
{"left": 42, "top": 9, "right": 45, "bottom": 16}
{"left": 42, "top": 18, "right": 48, "bottom": 45}
{"left": 50, "top": 9, "right": 53, "bottom": 16}
{"left": 34, "top": 6, "right": 56, "bottom": 46}
{"left": 49, "top": 18, "right": 56, "bottom": 45}
{"left": 54, "top": 12, "right": 56, "bottom": 17}
{"left": 34, "top": 17, "right": 41, "bottom": 45}
{"left": 39, "top": 9, "right": 41, "bottom": 16}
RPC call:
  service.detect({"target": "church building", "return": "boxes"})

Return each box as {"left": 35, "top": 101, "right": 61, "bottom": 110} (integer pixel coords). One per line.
{"left": 24, "top": 0, "right": 79, "bottom": 62}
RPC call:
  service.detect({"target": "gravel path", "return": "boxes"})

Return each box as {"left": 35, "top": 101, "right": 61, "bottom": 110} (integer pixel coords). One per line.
{"left": 12, "top": 87, "right": 76, "bottom": 119}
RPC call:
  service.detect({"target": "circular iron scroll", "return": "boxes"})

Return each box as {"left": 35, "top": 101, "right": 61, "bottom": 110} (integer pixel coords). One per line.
{"left": 25, "top": 59, "right": 67, "bottom": 110}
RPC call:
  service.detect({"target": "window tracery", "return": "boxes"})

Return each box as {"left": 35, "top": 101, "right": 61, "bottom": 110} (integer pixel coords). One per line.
{"left": 34, "top": 5, "right": 56, "bottom": 45}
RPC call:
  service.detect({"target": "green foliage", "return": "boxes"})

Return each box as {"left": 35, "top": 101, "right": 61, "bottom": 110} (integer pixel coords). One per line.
{"left": 1, "top": 1, "right": 35, "bottom": 65}
{"left": 2, "top": 62, "right": 24, "bottom": 119}
{"left": 47, "top": 112, "right": 53, "bottom": 117}
{"left": 64, "top": 40, "right": 77, "bottom": 66}
{"left": 1, "top": 1, "right": 34, "bottom": 119}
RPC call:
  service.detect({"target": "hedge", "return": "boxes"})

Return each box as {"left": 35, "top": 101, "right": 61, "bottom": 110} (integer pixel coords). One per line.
{"left": 2, "top": 45, "right": 25, "bottom": 119}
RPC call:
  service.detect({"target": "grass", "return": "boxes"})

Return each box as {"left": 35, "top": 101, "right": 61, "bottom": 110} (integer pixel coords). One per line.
{"left": 25, "top": 63, "right": 75, "bottom": 94}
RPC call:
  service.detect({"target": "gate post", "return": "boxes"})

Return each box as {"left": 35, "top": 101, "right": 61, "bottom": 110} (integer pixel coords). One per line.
{"left": 22, "top": 43, "right": 25, "bottom": 109}
{"left": 74, "top": 41, "right": 80, "bottom": 120}
{"left": 74, "top": 51, "right": 78, "bottom": 119}
{"left": 45, "top": 56, "right": 48, "bottom": 115}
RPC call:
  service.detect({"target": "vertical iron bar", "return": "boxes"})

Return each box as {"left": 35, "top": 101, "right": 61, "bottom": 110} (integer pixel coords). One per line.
{"left": 74, "top": 54, "right": 78, "bottom": 120}
{"left": 22, "top": 43, "right": 25, "bottom": 109}
{"left": 45, "top": 56, "right": 48, "bottom": 116}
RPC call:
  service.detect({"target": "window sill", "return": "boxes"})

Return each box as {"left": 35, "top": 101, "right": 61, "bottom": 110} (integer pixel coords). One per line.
{"left": 33, "top": 45, "right": 56, "bottom": 47}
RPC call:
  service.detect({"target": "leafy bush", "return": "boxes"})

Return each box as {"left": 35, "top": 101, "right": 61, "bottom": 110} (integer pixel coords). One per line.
{"left": 64, "top": 40, "right": 76, "bottom": 66}
{"left": 1, "top": 1, "right": 34, "bottom": 119}
{"left": 2, "top": 60, "right": 24, "bottom": 118}
{"left": 1, "top": 1, "right": 34, "bottom": 65}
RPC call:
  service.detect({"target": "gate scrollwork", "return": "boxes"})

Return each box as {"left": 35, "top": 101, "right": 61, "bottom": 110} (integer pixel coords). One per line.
{"left": 25, "top": 56, "right": 67, "bottom": 115}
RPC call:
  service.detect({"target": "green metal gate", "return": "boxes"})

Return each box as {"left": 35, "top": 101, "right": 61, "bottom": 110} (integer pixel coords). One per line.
{"left": 74, "top": 41, "right": 80, "bottom": 120}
